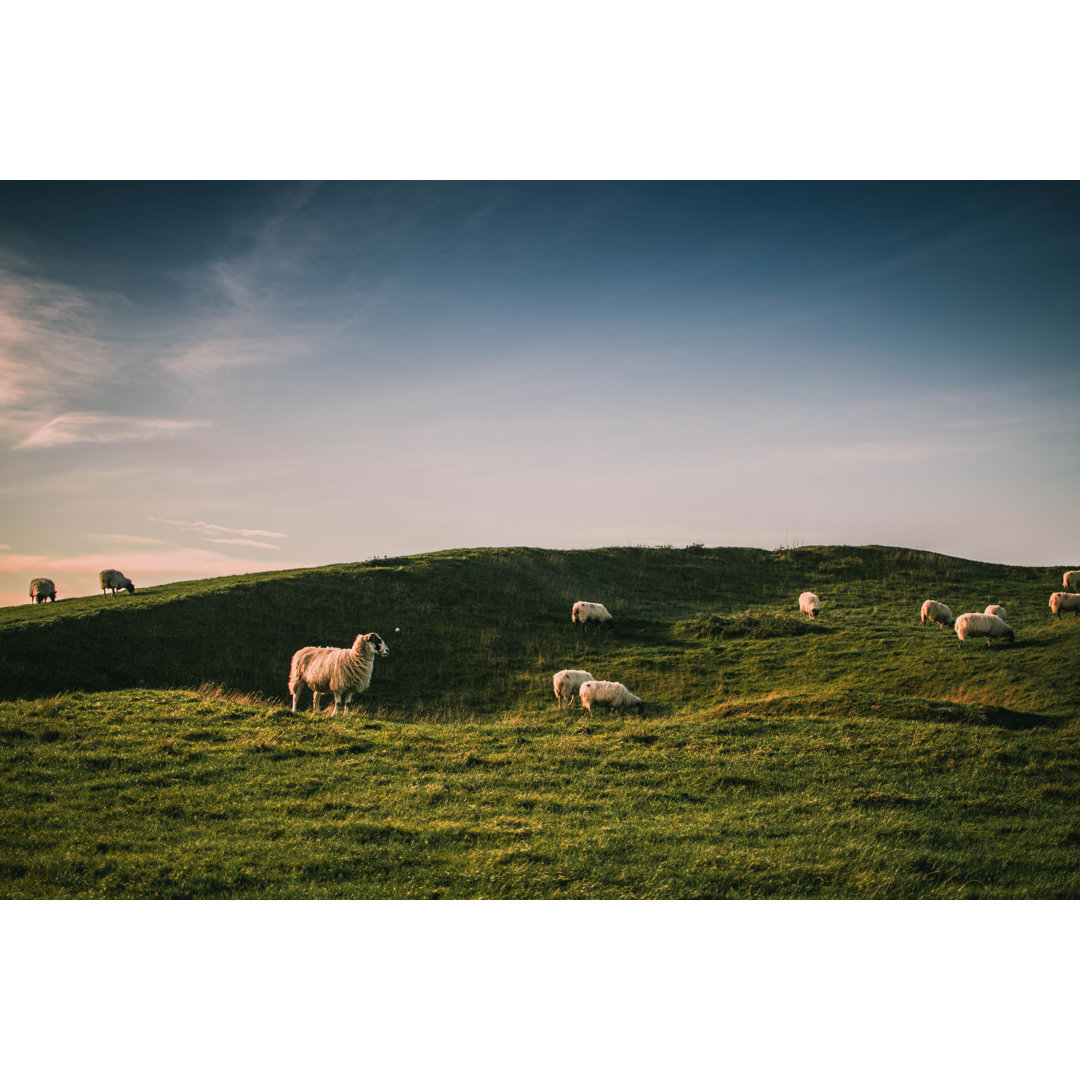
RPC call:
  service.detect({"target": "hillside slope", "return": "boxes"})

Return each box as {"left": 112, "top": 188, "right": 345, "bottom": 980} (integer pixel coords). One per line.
{"left": 1, "top": 544, "right": 1074, "bottom": 716}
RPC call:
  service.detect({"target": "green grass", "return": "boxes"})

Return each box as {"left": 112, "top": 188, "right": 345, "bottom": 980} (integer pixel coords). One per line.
{"left": 1, "top": 544, "right": 1078, "bottom": 898}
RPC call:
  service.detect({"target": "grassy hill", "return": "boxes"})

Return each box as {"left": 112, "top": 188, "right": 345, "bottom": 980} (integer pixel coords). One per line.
{"left": 1, "top": 544, "right": 1078, "bottom": 898}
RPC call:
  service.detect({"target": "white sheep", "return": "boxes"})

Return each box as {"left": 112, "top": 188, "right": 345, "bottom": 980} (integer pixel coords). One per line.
{"left": 984, "top": 604, "right": 1007, "bottom": 620}
{"left": 920, "top": 600, "right": 954, "bottom": 628}
{"left": 553, "top": 669, "right": 594, "bottom": 709}
{"left": 1049, "top": 592, "right": 1080, "bottom": 618}
{"left": 799, "top": 592, "right": 820, "bottom": 619}
{"left": 572, "top": 600, "right": 614, "bottom": 630}
{"left": 579, "top": 679, "right": 644, "bottom": 716}
{"left": 955, "top": 612, "right": 1015, "bottom": 648}
{"left": 100, "top": 569, "right": 135, "bottom": 596}
{"left": 1063, "top": 571, "right": 1080, "bottom": 591}
{"left": 288, "top": 632, "right": 389, "bottom": 715}
{"left": 28, "top": 577, "right": 56, "bottom": 603}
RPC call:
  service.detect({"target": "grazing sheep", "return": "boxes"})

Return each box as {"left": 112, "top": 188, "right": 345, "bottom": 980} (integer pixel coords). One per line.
{"left": 99, "top": 569, "right": 135, "bottom": 596}
{"left": 1049, "top": 592, "right": 1080, "bottom": 618}
{"left": 920, "top": 600, "right": 954, "bottom": 628}
{"left": 553, "top": 669, "right": 595, "bottom": 709}
{"left": 288, "top": 632, "right": 389, "bottom": 715}
{"left": 1063, "top": 571, "right": 1080, "bottom": 591}
{"left": 579, "top": 679, "right": 644, "bottom": 716}
{"left": 28, "top": 578, "right": 56, "bottom": 603}
{"left": 799, "top": 592, "right": 821, "bottom": 619}
{"left": 572, "top": 600, "right": 614, "bottom": 630}
{"left": 955, "top": 612, "right": 1015, "bottom": 648}
{"left": 984, "top": 604, "right": 1007, "bottom": 620}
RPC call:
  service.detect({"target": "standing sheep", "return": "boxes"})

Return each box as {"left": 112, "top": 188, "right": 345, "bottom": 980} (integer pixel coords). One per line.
{"left": 28, "top": 578, "right": 56, "bottom": 603}
{"left": 955, "top": 612, "right": 1015, "bottom": 648}
{"left": 1063, "top": 571, "right": 1080, "bottom": 591}
{"left": 288, "top": 632, "right": 389, "bottom": 715}
{"left": 553, "top": 669, "right": 594, "bottom": 709}
{"left": 100, "top": 569, "right": 135, "bottom": 596}
{"left": 572, "top": 601, "right": 614, "bottom": 630}
{"left": 1049, "top": 592, "right": 1080, "bottom": 618}
{"left": 579, "top": 680, "right": 644, "bottom": 716}
{"left": 984, "top": 604, "right": 1007, "bottom": 620}
{"left": 799, "top": 592, "right": 821, "bottom": 619}
{"left": 920, "top": 600, "right": 954, "bottom": 628}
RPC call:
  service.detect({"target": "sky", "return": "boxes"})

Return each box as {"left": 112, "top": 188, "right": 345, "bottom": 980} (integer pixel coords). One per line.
{"left": 1, "top": 180, "right": 1078, "bottom": 605}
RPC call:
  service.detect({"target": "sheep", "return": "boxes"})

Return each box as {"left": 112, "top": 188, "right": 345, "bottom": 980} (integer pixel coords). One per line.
{"left": 579, "top": 679, "right": 644, "bottom": 716}
{"left": 955, "top": 612, "right": 1015, "bottom": 648}
{"left": 984, "top": 604, "right": 1007, "bottom": 620}
{"left": 798, "top": 592, "right": 820, "bottom": 619}
{"left": 572, "top": 600, "right": 614, "bottom": 630}
{"left": 100, "top": 569, "right": 135, "bottom": 596}
{"left": 553, "top": 669, "right": 595, "bottom": 709}
{"left": 288, "top": 632, "right": 389, "bottom": 715}
{"left": 920, "top": 600, "right": 954, "bottom": 628}
{"left": 28, "top": 578, "right": 56, "bottom": 603}
{"left": 1063, "top": 571, "right": 1080, "bottom": 591}
{"left": 1049, "top": 592, "right": 1080, "bottom": 618}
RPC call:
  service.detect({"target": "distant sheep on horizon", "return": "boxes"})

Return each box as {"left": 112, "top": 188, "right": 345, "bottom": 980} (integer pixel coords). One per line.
{"left": 572, "top": 601, "right": 613, "bottom": 630}
{"left": 100, "top": 569, "right": 135, "bottom": 596}
{"left": 1063, "top": 571, "right": 1080, "bottom": 591}
{"left": 920, "top": 600, "right": 954, "bottom": 628}
{"left": 28, "top": 578, "right": 56, "bottom": 603}
{"left": 799, "top": 592, "right": 820, "bottom": 619}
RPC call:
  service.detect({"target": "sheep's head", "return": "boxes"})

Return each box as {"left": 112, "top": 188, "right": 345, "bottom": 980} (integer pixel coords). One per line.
{"left": 362, "top": 632, "right": 390, "bottom": 657}
{"left": 125, "top": 581, "right": 135, "bottom": 593}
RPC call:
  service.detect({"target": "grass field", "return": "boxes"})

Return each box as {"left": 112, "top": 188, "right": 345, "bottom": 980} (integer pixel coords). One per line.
{"left": 1, "top": 543, "right": 1078, "bottom": 898}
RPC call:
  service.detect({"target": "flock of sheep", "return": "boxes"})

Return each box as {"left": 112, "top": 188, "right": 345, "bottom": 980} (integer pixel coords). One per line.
{"left": 28, "top": 570, "right": 135, "bottom": 603}
{"left": 25, "top": 565, "right": 1080, "bottom": 717}
{"left": 920, "top": 569, "right": 1080, "bottom": 648}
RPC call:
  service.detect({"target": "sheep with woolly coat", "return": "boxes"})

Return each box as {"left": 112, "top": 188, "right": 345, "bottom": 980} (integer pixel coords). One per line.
{"left": 984, "top": 604, "right": 1007, "bottom": 620}
{"left": 288, "top": 632, "right": 389, "bottom": 715}
{"left": 29, "top": 578, "right": 56, "bottom": 603}
{"left": 553, "top": 669, "right": 594, "bottom": 709}
{"left": 579, "top": 679, "right": 644, "bottom": 716}
{"left": 920, "top": 600, "right": 954, "bottom": 628}
{"left": 572, "top": 601, "right": 613, "bottom": 630}
{"left": 100, "top": 569, "right": 135, "bottom": 596}
{"left": 799, "top": 592, "right": 821, "bottom": 619}
{"left": 955, "top": 612, "right": 1015, "bottom": 648}
{"left": 1049, "top": 592, "right": 1080, "bottom": 618}
{"left": 1063, "top": 571, "right": 1080, "bottom": 591}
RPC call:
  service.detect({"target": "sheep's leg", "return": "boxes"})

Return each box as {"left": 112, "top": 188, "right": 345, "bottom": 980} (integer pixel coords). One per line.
{"left": 312, "top": 691, "right": 321, "bottom": 713}
{"left": 342, "top": 692, "right": 354, "bottom": 715}
{"left": 330, "top": 694, "right": 341, "bottom": 717}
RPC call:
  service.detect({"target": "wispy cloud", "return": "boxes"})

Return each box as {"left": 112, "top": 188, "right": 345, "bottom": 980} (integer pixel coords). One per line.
{"left": 15, "top": 412, "right": 211, "bottom": 449}
{"left": 149, "top": 517, "right": 287, "bottom": 549}
{"left": 85, "top": 533, "right": 167, "bottom": 546}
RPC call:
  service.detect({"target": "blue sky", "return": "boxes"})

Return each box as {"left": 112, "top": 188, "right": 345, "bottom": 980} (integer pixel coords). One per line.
{"left": 1, "top": 181, "right": 1078, "bottom": 604}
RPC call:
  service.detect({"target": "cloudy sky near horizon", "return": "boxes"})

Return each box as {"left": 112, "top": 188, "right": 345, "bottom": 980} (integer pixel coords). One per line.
{"left": 1, "top": 180, "right": 1078, "bottom": 606}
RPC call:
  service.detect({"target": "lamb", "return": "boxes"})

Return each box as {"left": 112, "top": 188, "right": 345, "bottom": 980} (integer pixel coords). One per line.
{"left": 799, "top": 592, "right": 821, "bottom": 619}
{"left": 1063, "top": 571, "right": 1080, "bottom": 591}
{"left": 28, "top": 577, "right": 56, "bottom": 603}
{"left": 920, "top": 600, "right": 954, "bottom": 628}
{"left": 553, "top": 669, "right": 595, "bottom": 709}
{"left": 578, "top": 679, "right": 644, "bottom": 716}
{"left": 99, "top": 569, "right": 135, "bottom": 596}
{"left": 288, "top": 632, "right": 389, "bottom": 715}
{"left": 984, "top": 604, "right": 1007, "bottom": 620}
{"left": 1049, "top": 592, "right": 1080, "bottom": 618}
{"left": 572, "top": 601, "right": 614, "bottom": 630}
{"left": 954, "top": 612, "right": 1015, "bottom": 648}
